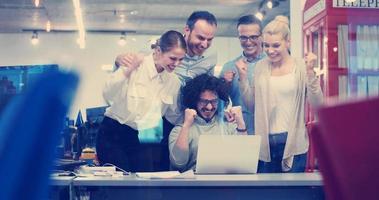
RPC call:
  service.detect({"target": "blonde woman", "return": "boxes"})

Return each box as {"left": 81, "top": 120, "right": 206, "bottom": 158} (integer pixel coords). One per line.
{"left": 238, "top": 16, "right": 323, "bottom": 173}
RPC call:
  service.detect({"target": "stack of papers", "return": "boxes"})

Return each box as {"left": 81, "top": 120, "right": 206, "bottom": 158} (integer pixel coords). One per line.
{"left": 136, "top": 170, "right": 195, "bottom": 179}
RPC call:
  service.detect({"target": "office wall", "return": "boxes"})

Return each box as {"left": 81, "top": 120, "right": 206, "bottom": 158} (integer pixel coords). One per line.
{"left": 0, "top": 33, "right": 241, "bottom": 119}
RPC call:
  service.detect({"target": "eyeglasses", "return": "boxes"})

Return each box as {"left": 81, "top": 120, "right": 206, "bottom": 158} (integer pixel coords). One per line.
{"left": 198, "top": 98, "right": 218, "bottom": 107}
{"left": 239, "top": 34, "right": 261, "bottom": 42}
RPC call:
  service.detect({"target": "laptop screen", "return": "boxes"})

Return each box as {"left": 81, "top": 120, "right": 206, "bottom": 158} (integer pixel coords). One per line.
{"left": 196, "top": 135, "right": 261, "bottom": 174}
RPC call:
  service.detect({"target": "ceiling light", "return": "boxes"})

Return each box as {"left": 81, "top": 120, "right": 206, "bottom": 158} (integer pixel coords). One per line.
{"left": 130, "top": 10, "right": 138, "bottom": 15}
{"left": 31, "top": 31, "right": 39, "bottom": 45}
{"left": 266, "top": 0, "right": 273, "bottom": 9}
{"left": 118, "top": 32, "right": 127, "bottom": 46}
{"left": 345, "top": 0, "right": 357, "bottom": 2}
{"left": 46, "top": 20, "right": 51, "bottom": 32}
{"left": 73, "top": 0, "right": 86, "bottom": 49}
{"left": 255, "top": 11, "right": 264, "bottom": 21}
{"left": 35, "top": 0, "right": 40, "bottom": 7}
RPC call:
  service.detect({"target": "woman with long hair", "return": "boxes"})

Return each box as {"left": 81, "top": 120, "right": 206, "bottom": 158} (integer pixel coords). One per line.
{"left": 238, "top": 16, "right": 323, "bottom": 173}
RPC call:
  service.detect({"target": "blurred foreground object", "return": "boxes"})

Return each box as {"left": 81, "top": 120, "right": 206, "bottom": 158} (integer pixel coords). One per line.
{"left": 0, "top": 70, "right": 79, "bottom": 200}
{"left": 311, "top": 97, "right": 379, "bottom": 200}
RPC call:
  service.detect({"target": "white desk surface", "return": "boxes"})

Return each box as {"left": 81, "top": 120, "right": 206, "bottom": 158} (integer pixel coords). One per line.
{"left": 50, "top": 176, "right": 75, "bottom": 186}
{"left": 72, "top": 172, "right": 323, "bottom": 187}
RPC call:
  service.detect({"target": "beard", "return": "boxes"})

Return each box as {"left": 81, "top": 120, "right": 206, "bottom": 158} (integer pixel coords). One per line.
{"left": 199, "top": 107, "right": 216, "bottom": 123}
{"left": 186, "top": 32, "right": 205, "bottom": 56}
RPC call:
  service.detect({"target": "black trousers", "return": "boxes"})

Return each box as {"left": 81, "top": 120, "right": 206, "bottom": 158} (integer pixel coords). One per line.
{"left": 159, "top": 117, "right": 175, "bottom": 170}
{"left": 96, "top": 116, "right": 141, "bottom": 172}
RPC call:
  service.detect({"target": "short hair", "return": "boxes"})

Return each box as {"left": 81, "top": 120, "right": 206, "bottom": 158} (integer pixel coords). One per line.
{"left": 186, "top": 11, "right": 217, "bottom": 31}
{"left": 237, "top": 14, "right": 262, "bottom": 32}
{"left": 181, "top": 74, "right": 229, "bottom": 110}
{"left": 151, "top": 30, "right": 187, "bottom": 53}
{"left": 263, "top": 15, "right": 290, "bottom": 40}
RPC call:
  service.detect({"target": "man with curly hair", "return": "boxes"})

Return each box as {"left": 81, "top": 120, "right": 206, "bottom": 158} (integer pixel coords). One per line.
{"left": 169, "top": 74, "right": 247, "bottom": 171}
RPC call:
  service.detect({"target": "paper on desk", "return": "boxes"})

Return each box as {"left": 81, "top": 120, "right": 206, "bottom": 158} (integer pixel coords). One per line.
{"left": 136, "top": 170, "right": 195, "bottom": 179}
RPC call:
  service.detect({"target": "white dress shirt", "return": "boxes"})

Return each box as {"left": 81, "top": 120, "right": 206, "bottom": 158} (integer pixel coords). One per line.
{"left": 103, "top": 54, "right": 181, "bottom": 130}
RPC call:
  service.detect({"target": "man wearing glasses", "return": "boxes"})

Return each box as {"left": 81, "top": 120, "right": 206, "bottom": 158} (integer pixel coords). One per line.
{"left": 220, "top": 15, "right": 265, "bottom": 135}
{"left": 169, "top": 74, "right": 247, "bottom": 171}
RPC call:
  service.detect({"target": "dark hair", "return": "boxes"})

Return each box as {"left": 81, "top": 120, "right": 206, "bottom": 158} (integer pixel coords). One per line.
{"left": 151, "top": 30, "right": 187, "bottom": 53}
{"left": 237, "top": 14, "right": 262, "bottom": 32}
{"left": 181, "top": 74, "right": 229, "bottom": 110}
{"left": 186, "top": 11, "right": 217, "bottom": 31}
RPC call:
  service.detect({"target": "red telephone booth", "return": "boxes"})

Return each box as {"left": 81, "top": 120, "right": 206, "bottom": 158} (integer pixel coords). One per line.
{"left": 303, "top": 0, "right": 379, "bottom": 171}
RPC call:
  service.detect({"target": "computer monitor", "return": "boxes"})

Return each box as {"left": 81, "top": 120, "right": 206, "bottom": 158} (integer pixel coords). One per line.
{"left": 0, "top": 64, "right": 58, "bottom": 114}
{"left": 81, "top": 106, "right": 108, "bottom": 152}
{"left": 86, "top": 106, "right": 107, "bottom": 124}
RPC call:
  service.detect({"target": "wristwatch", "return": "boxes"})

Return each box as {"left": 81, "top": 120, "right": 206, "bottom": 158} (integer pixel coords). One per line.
{"left": 236, "top": 127, "right": 247, "bottom": 132}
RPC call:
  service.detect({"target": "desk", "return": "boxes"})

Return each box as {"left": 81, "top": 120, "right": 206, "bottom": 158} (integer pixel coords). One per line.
{"left": 72, "top": 173, "right": 324, "bottom": 200}
{"left": 50, "top": 176, "right": 75, "bottom": 186}
{"left": 49, "top": 176, "right": 75, "bottom": 200}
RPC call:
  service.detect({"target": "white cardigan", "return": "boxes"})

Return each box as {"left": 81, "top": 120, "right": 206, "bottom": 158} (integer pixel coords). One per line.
{"left": 239, "top": 57, "right": 323, "bottom": 171}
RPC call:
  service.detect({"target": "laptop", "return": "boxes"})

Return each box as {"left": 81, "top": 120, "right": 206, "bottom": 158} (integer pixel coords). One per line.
{"left": 54, "top": 159, "right": 87, "bottom": 171}
{"left": 195, "top": 135, "right": 261, "bottom": 174}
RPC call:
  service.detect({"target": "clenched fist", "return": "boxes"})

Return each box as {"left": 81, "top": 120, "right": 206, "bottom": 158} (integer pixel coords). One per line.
{"left": 228, "top": 106, "right": 244, "bottom": 126}
{"left": 304, "top": 52, "right": 317, "bottom": 74}
{"left": 225, "top": 106, "right": 245, "bottom": 124}
{"left": 183, "top": 108, "right": 197, "bottom": 127}
{"left": 235, "top": 58, "right": 248, "bottom": 81}
{"left": 223, "top": 70, "right": 236, "bottom": 83}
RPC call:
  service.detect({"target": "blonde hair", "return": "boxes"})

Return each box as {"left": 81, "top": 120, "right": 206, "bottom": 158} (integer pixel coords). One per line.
{"left": 263, "top": 15, "right": 290, "bottom": 40}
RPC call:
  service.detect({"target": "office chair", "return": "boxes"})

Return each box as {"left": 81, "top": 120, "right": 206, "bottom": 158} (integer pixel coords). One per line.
{"left": 0, "top": 70, "right": 79, "bottom": 200}
{"left": 311, "top": 97, "right": 379, "bottom": 200}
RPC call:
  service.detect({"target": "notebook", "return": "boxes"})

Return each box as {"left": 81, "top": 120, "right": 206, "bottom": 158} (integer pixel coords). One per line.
{"left": 195, "top": 135, "right": 261, "bottom": 174}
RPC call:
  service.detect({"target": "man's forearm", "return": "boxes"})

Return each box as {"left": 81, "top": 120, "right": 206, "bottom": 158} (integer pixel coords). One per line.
{"left": 174, "top": 125, "right": 191, "bottom": 151}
